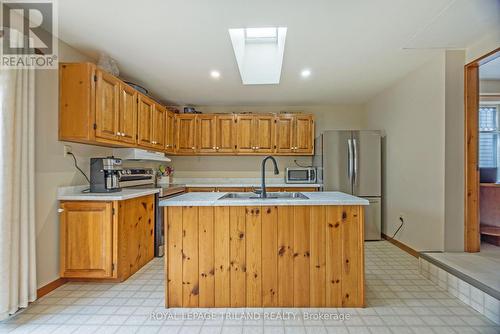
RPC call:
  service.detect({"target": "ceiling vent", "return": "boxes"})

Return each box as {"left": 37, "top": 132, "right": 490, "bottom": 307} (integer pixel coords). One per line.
{"left": 229, "top": 27, "right": 287, "bottom": 85}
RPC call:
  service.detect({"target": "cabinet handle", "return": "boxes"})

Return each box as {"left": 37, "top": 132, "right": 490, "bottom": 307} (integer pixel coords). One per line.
{"left": 192, "top": 147, "right": 195, "bottom": 149}
{"left": 57, "top": 208, "right": 64, "bottom": 213}
{"left": 256, "top": 146, "right": 260, "bottom": 150}
{"left": 212, "top": 146, "right": 216, "bottom": 150}
{"left": 116, "top": 132, "right": 121, "bottom": 136}
{"left": 216, "top": 147, "right": 220, "bottom": 150}
{"left": 121, "top": 133, "right": 126, "bottom": 137}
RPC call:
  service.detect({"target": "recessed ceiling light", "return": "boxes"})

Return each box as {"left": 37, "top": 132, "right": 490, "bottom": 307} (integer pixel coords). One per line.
{"left": 210, "top": 70, "right": 221, "bottom": 79}
{"left": 301, "top": 69, "right": 311, "bottom": 78}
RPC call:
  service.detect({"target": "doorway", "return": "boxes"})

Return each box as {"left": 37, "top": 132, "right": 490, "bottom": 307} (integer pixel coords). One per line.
{"left": 464, "top": 47, "right": 500, "bottom": 252}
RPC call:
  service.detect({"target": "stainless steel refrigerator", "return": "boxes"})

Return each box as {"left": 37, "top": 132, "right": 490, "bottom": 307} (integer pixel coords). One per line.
{"left": 313, "top": 130, "right": 382, "bottom": 240}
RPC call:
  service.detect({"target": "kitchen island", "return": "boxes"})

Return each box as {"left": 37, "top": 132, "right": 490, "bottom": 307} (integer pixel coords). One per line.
{"left": 160, "top": 191, "right": 368, "bottom": 308}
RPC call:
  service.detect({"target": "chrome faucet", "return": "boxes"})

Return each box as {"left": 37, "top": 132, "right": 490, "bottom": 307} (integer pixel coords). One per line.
{"left": 256, "top": 156, "right": 279, "bottom": 198}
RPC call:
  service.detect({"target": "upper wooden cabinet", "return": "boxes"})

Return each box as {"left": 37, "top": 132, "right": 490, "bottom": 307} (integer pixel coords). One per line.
{"left": 137, "top": 94, "right": 155, "bottom": 148}
{"left": 59, "top": 63, "right": 315, "bottom": 156}
{"left": 95, "top": 69, "right": 120, "bottom": 142}
{"left": 216, "top": 114, "right": 236, "bottom": 153}
{"left": 165, "top": 110, "right": 175, "bottom": 153}
{"left": 152, "top": 104, "right": 166, "bottom": 149}
{"left": 118, "top": 83, "right": 137, "bottom": 144}
{"left": 276, "top": 114, "right": 314, "bottom": 154}
{"left": 176, "top": 114, "right": 197, "bottom": 153}
{"left": 235, "top": 114, "right": 275, "bottom": 154}
{"left": 197, "top": 115, "right": 217, "bottom": 153}
{"left": 294, "top": 115, "right": 314, "bottom": 153}
{"left": 253, "top": 115, "right": 275, "bottom": 153}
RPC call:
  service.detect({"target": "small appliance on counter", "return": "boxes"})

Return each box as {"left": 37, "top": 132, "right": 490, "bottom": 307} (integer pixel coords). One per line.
{"left": 89, "top": 157, "right": 123, "bottom": 193}
{"left": 285, "top": 167, "right": 317, "bottom": 183}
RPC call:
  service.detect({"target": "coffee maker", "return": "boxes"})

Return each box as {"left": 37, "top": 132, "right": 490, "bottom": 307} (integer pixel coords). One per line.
{"left": 90, "top": 157, "right": 122, "bottom": 193}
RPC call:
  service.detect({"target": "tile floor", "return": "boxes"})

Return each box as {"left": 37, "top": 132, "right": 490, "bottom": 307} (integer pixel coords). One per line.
{"left": 1, "top": 241, "right": 499, "bottom": 334}
{"left": 422, "top": 243, "right": 500, "bottom": 295}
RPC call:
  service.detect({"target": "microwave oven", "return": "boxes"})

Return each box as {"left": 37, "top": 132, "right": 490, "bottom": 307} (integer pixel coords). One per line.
{"left": 285, "top": 167, "right": 317, "bottom": 183}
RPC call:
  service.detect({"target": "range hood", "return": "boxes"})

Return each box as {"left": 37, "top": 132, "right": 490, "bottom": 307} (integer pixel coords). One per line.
{"left": 112, "top": 148, "right": 171, "bottom": 162}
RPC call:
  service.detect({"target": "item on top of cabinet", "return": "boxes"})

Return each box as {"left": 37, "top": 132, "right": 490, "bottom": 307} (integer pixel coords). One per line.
{"left": 183, "top": 106, "right": 201, "bottom": 114}
{"left": 97, "top": 53, "right": 119, "bottom": 76}
{"left": 124, "top": 81, "right": 148, "bottom": 95}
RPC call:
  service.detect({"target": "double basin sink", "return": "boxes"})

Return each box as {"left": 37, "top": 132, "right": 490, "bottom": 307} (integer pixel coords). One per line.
{"left": 218, "top": 192, "right": 309, "bottom": 200}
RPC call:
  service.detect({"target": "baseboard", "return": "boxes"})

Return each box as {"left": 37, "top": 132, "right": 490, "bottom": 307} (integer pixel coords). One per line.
{"left": 37, "top": 278, "right": 67, "bottom": 299}
{"left": 382, "top": 233, "right": 419, "bottom": 258}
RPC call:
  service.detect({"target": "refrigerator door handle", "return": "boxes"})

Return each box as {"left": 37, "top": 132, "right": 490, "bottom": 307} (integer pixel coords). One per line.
{"left": 347, "top": 139, "right": 353, "bottom": 186}
{"left": 353, "top": 138, "right": 358, "bottom": 186}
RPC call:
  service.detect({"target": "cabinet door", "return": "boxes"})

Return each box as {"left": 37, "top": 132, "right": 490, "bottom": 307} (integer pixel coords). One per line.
{"left": 197, "top": 115, "right": 217, "bottom": 153}
{"left": 216, "top": 115, "right": 235, "bottom": 153}
{"left": 95, "top": 70, "right": 120, "bottom": 141}
{"left": 152, "top": 105, "right": 166, "bottom": 149}
{"left": 176, "top": 115, "right": 197, "bottom": 153}
{"left": 137, "top": 95, "right": 155, "bottom": 148}
{"left": 276, "top": 115, "right": 294, "bottom": 153}
{"left": 254, "top": 115, "right": 275, "bottom": 153}
{"left": 236, "top": 115, "right": 254, "bottom": 153}
{"left": 165, "top": 110, "right": 175, "bottom": 153}
{"left": 118, "top": 84, "right": 137, "bottom": 144}
{"left": 60, "top": 201, "right": 114, "bottom": 278}
{"left": 294, "top": 115, "right": 314, "bottom": 154}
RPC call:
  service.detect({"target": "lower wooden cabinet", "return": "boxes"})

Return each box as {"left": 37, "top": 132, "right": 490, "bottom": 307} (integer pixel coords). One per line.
{"left": 59, "top": 195, "right": 155, "bottom": 281}
{"left": 165, "top": 205, "right": 364, "bottom": 307}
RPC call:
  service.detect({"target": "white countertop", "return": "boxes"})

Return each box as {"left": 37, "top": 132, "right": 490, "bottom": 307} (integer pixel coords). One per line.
{"left": 57, "top": 185, "right": 160, "bottom": 201}
{"left": 159, "top": 191, "right": 368, "bottom": 207}
{"left": 173, "top": 177, "right": 321, "bottom": 188}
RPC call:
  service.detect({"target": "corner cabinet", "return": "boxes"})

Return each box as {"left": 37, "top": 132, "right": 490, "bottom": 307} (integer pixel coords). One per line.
{"left": 59, "top": 62, "right": 170, "bottom": 152}
{"left": 59, "top": 195, "right": 155, "bottom": 281}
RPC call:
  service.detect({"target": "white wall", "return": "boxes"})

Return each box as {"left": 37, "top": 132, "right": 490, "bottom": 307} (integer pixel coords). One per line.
{"left": 170, "top": 105, "right": 365, "bottom": 178}
{"left": 444, "top": 50, "right": 465, "bottom": 251}
{"left": 481, "top": 80, "right": 500, "bottom": 94}
{"left": 35, "top": 41, "right": 112, "bottom": 288}
{"left": 364, "top": 54, "right": 447, "bottom": 251}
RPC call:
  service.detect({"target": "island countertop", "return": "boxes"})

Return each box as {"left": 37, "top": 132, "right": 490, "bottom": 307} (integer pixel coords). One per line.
{"left": 159, "top": 191, "right": 368, "bottom": 206}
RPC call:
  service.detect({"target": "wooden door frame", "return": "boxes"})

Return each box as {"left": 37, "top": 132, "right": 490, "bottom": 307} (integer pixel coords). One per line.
{"left": 464, "top": 47, "right": 500, "bottom": 252}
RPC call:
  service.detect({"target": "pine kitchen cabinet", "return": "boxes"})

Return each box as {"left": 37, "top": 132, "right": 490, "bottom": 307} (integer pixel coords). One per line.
{"left": 165, "top": 109, "right": 176, "bottom": 153}
{"left": 276, "top": 114, "right": 314, "bottom": 154}
{"left": 161, "top": 193, "right": 367, "bottom": 308}
{"left": 59, "top": 62, "right": 167, "bottom": 151}
{"left": 235, "top": 114, "right": 275, "bottom": 154}
{"left": 59, "top": 63, "right": 315, "bottom": 156}
{"left": 175, "top": 114, "right": 197, "bottom": 153}
{"left": 59, "top": 195, "right": 155, "bottom": 281}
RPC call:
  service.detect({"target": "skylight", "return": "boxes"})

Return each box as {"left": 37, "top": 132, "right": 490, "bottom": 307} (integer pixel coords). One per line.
{"left": 245, "top": 28, "right": 278, "bottom": 43}
{"left": 229, "top": 27, "right": 287, "bottom": 85}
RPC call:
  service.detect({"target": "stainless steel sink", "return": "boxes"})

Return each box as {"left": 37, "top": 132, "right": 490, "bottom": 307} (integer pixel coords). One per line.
{"left": 218, "top": 192, "right": 309, "bottom": 200}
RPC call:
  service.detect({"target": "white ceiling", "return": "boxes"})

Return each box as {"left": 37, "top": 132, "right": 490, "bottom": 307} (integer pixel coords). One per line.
{"left": 480, "top": 57, "right": 500, "bottom": 80}
{"left": 57, "top": 0, "right": 500, "bottom": 105}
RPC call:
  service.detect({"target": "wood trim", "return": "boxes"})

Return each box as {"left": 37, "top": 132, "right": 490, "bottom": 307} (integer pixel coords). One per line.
{"left": 464, "top": 63, "right": 481, "bottom": 252}
{"left": 463, "top": 47, "right": 500, "bottom": 253}
{"left": 37, "top": 278, "right": 67, "bottom": 298}
{"left": 381, "top": 233, "right": 419, "bottom": 258}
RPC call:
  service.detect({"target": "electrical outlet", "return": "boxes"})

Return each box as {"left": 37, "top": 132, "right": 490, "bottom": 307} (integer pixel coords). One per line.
{"left": 63, "top": 145, "right": 72, "bottom": 157}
